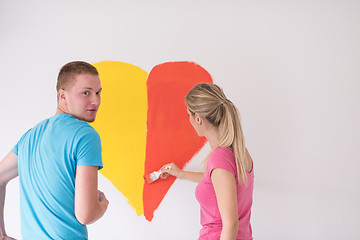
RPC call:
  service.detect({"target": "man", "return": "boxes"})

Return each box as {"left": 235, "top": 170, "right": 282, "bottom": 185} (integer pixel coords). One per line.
{"left": 0, "top": 61, "right": 109, "bottom": 239}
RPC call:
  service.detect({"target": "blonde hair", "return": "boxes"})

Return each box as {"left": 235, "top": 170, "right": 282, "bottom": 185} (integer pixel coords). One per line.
{"left": 56, "top": 61, "right": 98, "bottom": 92}
{"left": 185, "top": 83, "right": 247, "bottom": 184}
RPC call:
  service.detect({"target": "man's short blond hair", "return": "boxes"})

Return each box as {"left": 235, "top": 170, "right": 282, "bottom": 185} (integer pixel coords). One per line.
{"left": 56, "top": 61, "right": 99, "bottom": 92}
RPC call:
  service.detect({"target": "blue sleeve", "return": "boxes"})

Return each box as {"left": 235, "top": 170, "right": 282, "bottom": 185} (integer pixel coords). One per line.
{"left": 75, "top": 126, "right": 103, "bottom": 170}
{"left": 11, "top": 142, "right": 18, "bottom": 156}
{"left": 11, "top": 128, "right": 32, "bottom": 156}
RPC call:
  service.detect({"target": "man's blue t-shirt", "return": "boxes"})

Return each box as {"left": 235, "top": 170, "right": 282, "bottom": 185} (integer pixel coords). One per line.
{"left": 11, "top": 113, "right": 102, "bottom": 240}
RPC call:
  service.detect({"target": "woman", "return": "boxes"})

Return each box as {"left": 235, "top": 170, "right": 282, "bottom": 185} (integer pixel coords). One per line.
{"left": 161, "top": 83, "right": 254, "bottom": 240}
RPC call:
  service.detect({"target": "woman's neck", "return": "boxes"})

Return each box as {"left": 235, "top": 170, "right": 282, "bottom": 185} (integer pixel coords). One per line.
{"left": 204, "top": 125, "right": 220, "bottom": 149}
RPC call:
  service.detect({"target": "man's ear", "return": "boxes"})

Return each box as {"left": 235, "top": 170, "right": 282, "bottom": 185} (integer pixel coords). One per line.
{"left": 195, "top": 113, "right": 202, "bottom": 125}
{"left": 58, "top": 89, "right": 66, "bottom": 102}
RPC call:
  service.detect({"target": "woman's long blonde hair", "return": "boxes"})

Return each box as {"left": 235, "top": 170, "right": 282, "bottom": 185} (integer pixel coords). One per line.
{"left": 185, "top": 83, "right": 247, "bottom": 184}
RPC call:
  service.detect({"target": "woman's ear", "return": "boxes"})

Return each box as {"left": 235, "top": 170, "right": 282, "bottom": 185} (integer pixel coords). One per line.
{"left": 195, "top": 113, "right": 202, "bottom": 125}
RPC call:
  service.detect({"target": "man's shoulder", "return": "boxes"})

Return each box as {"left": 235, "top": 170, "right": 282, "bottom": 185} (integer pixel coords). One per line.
{"left": 54, "top": 113, "right": 92, "bottom": 128}
{"left": 44, "top": 113, "right": 98, "bottom": 138}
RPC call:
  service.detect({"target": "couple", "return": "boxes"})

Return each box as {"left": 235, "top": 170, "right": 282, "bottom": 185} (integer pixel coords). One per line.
{"left": 0, "top": 61, "right": 253, "bottom": 240}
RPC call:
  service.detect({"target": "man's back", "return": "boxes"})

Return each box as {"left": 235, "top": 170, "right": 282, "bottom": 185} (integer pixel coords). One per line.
{"left": 12, "top": 113, "right": 102, "bottom": 240}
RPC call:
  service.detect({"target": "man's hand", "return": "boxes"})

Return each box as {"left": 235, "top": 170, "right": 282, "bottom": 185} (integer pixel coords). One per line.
{"left": 0, "top": 236, "right": 17, "bottom": 240}
{"left": 97, "top": 190, "right": 108, "bottom": 204}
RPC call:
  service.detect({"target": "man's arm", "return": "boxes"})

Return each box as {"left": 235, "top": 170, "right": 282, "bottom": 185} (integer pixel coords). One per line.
{"left": 0, "top": 152, "right": 18, "bottom": 239}
{"left": 74, "top": 165, "right": 108, "bottom": 225}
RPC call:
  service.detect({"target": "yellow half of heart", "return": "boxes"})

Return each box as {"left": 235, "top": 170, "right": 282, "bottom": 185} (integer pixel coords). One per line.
{"left": 91, "top": 61, "right": 148, "bottom": 216}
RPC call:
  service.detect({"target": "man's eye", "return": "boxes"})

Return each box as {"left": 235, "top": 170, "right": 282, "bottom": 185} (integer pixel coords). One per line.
{"left": 83, "top": 91, "right": 89, "bottom": 95}
{"left": 96, "top": 91, "right": 101, "bottom": 95}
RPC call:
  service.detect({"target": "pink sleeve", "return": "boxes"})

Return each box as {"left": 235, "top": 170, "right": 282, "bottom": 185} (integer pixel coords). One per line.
{"left": 207, "top": 147, "right": 237, "bottom": 178}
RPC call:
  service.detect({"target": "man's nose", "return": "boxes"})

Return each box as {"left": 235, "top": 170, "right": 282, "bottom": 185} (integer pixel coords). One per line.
{"left": 91, "top": 94, "right": 101, "bottom": 106}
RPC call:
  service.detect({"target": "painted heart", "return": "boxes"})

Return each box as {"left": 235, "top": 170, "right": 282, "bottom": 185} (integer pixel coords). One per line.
{"left": 91, "top": 61, "right": 213, "bottom": 221}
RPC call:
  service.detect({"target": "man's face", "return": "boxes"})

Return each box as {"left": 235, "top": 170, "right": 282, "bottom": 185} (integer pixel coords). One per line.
{"left": 64, "top": 73, "right": 102, "bottom": 122}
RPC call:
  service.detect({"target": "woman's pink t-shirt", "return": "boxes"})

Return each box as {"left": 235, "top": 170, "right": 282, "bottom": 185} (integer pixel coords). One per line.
{"left": 195, "top": 147, "right": 254, "bottom": 240}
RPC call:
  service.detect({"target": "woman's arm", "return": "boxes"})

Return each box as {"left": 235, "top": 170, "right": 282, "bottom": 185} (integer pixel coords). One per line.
{"left": 161, "top": 163, "right": 203, "bottom": 183}
{"left": 211, "top": 168, "right": 239, "bottom": 240}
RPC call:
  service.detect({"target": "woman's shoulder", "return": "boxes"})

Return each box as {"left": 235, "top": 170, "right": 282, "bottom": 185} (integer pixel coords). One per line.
{"left": 208, "top": 147, "right": 236, "bottom": 170}
{"left": 211, "top": 146, "right": 234, "bottom": 159}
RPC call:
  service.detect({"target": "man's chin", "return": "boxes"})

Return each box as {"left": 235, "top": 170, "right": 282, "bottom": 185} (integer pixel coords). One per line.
{"left": 74, "top": 115, "right": 96, "bottom": 123}
{"left": 84, "top": 116, "right": 96, "bottom": 123}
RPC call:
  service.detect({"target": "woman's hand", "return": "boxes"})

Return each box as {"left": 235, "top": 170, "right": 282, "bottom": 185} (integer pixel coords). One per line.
{"left": 160, "top": 163, "right": 204, "bottom": 183}
{"left": 160, "top": 163, "right": 183, "bottom": 179}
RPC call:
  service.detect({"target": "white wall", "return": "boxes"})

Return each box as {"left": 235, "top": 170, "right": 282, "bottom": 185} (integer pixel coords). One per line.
{"left": 1, "top": 0, "right": 359, "bottom": 239}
